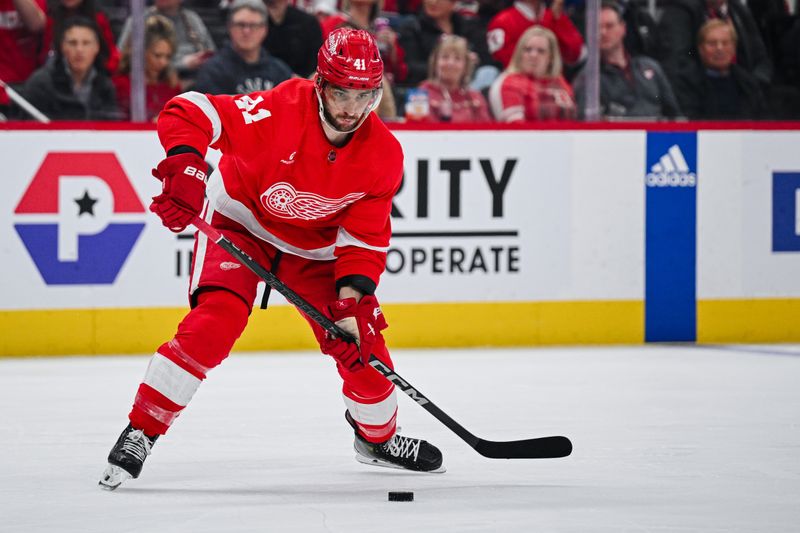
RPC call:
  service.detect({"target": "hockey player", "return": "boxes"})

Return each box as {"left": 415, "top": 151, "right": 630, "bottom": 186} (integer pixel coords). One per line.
{"left": 99, "top": 27, "right": 444, "bottom": 490}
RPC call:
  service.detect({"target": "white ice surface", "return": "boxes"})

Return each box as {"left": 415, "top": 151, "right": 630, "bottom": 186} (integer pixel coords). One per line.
{"left": 1, "top": 345, "right": 799, "bottom": 532}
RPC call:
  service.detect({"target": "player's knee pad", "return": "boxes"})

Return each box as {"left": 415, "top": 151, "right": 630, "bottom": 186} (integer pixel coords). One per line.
{"left": 173, "top": 289, "right": 250, "bottom": 369}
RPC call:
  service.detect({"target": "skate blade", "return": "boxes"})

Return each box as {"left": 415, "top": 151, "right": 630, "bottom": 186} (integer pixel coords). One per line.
{"left": 98, "top": 464, "right": 132, "bottom": 491}
{"left": 354, "top": 453, "right": 446, "bottom": 474}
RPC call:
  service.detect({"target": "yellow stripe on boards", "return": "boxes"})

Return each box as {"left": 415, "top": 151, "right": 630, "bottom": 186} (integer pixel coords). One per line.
{"left": 0, "top": 300, "right": 643, "bottom": 357}
{"left": 697, "top": 299, "right": 800, "bottom": 343}
{"left": 383, "top": 301, "right": 643, "bottom": 347}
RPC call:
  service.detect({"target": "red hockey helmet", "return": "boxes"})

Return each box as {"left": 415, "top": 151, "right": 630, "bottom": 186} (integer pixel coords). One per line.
{"left": 316, "top": 28, "right": 383, "bottom": 90}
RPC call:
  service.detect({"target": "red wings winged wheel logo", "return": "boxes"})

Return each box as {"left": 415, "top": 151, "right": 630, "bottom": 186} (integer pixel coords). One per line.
{"left": 260, "top": 182, "right": 366, "bottom": 220}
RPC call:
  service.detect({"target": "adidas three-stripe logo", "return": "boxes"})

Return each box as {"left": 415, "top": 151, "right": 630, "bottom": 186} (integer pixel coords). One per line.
{"left": 646, "top": 144, "right": 697, "bottom": 187}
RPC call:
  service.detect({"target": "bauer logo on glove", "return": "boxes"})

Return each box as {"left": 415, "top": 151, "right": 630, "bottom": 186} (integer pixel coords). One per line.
{"left": 182, "top": 165, "right": 207, "bottom": 181}
{"left": 149, "top": 152, "right": 208, "bottom": 233}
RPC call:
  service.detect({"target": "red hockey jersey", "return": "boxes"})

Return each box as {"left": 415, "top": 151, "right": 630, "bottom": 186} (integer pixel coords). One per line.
{"left": 157, "top": 78, "right": 403, "bottom": 288}
{"left": 486, "top": 2, "right": 585, "bottom": 69}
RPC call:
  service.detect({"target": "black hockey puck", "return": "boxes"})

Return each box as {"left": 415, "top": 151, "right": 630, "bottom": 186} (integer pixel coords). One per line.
{"left": 388, "top": 491, "right": 414, "bottom": 502}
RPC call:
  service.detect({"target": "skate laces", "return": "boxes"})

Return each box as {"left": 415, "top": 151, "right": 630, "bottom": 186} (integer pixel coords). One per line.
{"left": 382, "top": 434, "right": 421, "bottom": 462}
{"left": 120, "top": 429, "right": 153, "bottom": 461}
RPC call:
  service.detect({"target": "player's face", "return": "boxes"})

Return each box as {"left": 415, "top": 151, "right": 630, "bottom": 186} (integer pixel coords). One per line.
{"left": 322, "top": 85, "right": 378, "bottom": 131}
{"left": 519, "top": 35, "right": 550, "bottom": 79}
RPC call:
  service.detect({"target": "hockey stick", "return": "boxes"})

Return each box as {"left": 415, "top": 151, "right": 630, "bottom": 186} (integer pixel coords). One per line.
{"left": 192, "top": 216, "right": 572, "bottom": 459}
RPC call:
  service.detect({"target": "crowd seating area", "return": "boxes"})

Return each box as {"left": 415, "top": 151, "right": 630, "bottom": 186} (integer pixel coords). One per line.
{"left": 1, "top": 0, "right": 799, "bottom": 123}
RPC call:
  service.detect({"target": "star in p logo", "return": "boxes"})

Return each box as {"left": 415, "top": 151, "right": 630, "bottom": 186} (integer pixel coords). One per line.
{"left": 75, "top": 190, "right": 98, "bottom": 216}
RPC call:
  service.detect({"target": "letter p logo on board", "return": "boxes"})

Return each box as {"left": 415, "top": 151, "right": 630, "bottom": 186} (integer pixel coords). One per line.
{"left": 772, "top": 172, "right": 800, "bottom": 252}
{"left": 13, "top": 153, "right": 146, "bottom": 284}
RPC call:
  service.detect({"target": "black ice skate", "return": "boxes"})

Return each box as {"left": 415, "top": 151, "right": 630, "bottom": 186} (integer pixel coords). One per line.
{"left": 98, "top": 424, "right": 159, "bottom": 490}
{"left": 346, "top": 411, "right": 445, "bottom": 473}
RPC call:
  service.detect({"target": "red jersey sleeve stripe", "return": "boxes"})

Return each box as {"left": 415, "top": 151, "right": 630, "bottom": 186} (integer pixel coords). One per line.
{"left": 176, "top": 92, "right": 222, "bottom": 145}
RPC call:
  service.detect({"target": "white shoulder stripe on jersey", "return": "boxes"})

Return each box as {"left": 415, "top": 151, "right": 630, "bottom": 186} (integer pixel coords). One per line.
{"left": 177, "top": 91, "right": 222, "bottom": 145}
{"left": 336, "top": 227, "right": 389, "bottom": 252}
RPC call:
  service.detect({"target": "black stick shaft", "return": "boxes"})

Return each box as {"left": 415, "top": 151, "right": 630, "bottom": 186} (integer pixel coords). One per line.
{"left": 193, "top": 217, "right": 356, "bottom": 343}
{"left": 366, "top": 354, "right": 480, "bottom": 447}
{"left": 192, "top": 216, "right": 571, "bottom": 459}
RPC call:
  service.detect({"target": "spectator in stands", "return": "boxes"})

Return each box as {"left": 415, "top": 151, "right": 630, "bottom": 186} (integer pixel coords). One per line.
{"left": 319, "top": 0, "right": 407, "bottom": 84}
{"left": 113, "top": 15, "right": 180, "bottom": 121}
{"left": 192, "top": 0, "right": 291, "bottom": 94}
{"left": 657, "top": 0, "right": 772, "bottom": 86}
{"left": 486, "top": 0, "right": 584, "bottom": 70}
{"left": 22, "top": 16, "right": 119, "bottom": 120}
{"left": 567, "top": 0, "right": 660, "bottom": 58}
{"left": 671, "top": 19, "right": 766, "bottom": 119}
{"left": 488, "top": 25, "right": 575, "bottom": 121}
{"left": 264, "top": 0, "right": 323, "bottom": 78}
{"left": 42, "top": 0, "right": 120, "bottom": 72}
{"left": 0, "top": 0, "right": 47, "bottom": 110}
{"left": 573, "top": 2, "right": 681, "bottom": 119}
{"left": 419, "top": 34, "right": 491, "bottom": 122}
{"left": 117, "top": 0, "right": 216, "bottom": 83}
{"left": 398, "top": 0, "right": 494, "bottom": 86}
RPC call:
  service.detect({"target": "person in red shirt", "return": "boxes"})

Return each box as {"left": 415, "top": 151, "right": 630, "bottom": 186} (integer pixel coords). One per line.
{"left": 113, "top": 15, "right": 181, "bottom": 121}
{"left": 99, "top": 27, "right": 444, "bottom": 491}
{"left": 486, "top": 0, "right": 585, "bottom": 69}
{"left": 488, "top": 25, "right": 577, "bottom": 121}
{"left": 418, "top": 34, "right": 492, "bottom": 122}
{"left": 0, "top": 0, "right": 46, "bottom": 106}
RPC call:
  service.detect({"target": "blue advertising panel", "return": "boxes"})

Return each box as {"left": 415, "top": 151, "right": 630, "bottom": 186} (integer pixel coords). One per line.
{"left": 645, "top": 133, "right": 697, "bottom": 342}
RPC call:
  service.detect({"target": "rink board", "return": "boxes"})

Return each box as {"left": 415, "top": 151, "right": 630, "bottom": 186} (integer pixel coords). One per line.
{"left": 1, "top": 125, "right": 799, "bottom": 355}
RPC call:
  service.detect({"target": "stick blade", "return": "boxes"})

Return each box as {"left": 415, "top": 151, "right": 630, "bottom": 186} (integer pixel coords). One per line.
{"left": 474, "top": 436, "right": 572, "bottom": 459}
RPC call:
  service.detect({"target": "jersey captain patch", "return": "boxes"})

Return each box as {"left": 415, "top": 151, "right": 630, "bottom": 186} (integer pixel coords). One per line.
{"left": 260, "top": 182, "right": 366, "bottom": 221}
